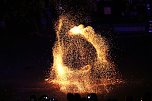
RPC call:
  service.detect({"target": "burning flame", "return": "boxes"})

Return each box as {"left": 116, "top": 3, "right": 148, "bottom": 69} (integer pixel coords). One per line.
{"left": 48, "top": 16, "right": 121, "bottom": 94}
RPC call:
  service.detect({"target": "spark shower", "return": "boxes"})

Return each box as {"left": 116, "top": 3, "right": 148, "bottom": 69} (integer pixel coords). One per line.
{"left": 47, "top": 15, "right": 121, "bottom": 94}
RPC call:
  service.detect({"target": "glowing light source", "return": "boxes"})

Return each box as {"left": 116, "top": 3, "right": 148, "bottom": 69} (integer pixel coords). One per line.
{"left": 69, "top": 25, "right": 84, "bottom": 35}
{"left": 47, "top": 16, "right": 122, "bottom": 94}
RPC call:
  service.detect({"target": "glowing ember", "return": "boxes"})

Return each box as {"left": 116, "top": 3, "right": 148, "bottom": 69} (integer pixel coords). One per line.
{"left": 48, "top": 16, "right": 121, "bottom": 94}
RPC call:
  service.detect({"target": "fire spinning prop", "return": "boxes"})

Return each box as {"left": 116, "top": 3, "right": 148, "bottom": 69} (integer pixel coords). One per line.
{"left": 47, "top": 15, "right": 121, "bottom": 94}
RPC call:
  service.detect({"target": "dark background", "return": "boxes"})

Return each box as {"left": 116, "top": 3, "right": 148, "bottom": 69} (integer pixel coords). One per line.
{"left": 0, "top": 0, "right": 152, "bottom": 100}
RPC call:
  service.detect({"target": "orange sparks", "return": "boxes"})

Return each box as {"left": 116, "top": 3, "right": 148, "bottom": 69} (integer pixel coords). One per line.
{"left": 47, "top": 16, "right": 122, "bottom": 94}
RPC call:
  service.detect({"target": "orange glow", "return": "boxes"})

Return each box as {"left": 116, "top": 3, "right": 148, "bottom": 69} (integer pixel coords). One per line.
{"left": 47, "top": 16, "right": 122, "bottom": 94}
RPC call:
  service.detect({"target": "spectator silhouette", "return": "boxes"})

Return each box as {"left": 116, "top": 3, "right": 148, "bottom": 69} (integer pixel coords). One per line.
{"left": 39, "top": 95, "right": 50, "bottom": 101}
{"left": 81, "top": 97, "right": 87, "bottom": 101}
{"left": 87, "top": 93, "right": 98, "bottom": 101}
{"left": 67, "top": 93, "right": 75, "bottom": 101}
{"left": 74, "top": 93, "right": 81, "bottom": 101}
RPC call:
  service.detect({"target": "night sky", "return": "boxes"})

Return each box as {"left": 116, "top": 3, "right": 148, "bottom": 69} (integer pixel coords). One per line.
{"left": 0, "top": 0, "right": 152, "bottom": 100}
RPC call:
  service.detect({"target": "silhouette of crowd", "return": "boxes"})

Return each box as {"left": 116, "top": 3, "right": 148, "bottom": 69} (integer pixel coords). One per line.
{"left": 30, "top": 92, "right": 151, "bottom": 101}
{"left": 30, "top": 93, "right": 98, "bottom": 101}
